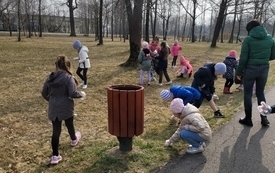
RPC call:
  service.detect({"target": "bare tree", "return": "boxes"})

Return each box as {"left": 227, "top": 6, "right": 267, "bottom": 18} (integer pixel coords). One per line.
{"left": 97, "top": 0, "right": 103, "bottom": 45}
{"left": 18, "top": 0, "right": 21, "bottom": 41}
{"left": 121, "top": 0, "right": 144, "bottom": 67}
{"left": 210, "top": 0, "right": 230, "bottom": 47}
{"left": 66, "top": 0, "right": 78, "bottom": 36}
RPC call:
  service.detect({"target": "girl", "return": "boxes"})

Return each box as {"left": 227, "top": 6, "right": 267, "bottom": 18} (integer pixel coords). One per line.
{"left": 72, "top": 40, "right": 91, "bottom": 89}
{"left": 164, "top": 98, "right": 212, "bottom": 154}
{"left": 176, "top": 56, "right": 193, "bottom": 78}
{"left": 171, "top": 40, "right": 182, "bottom": 68}
{"left": 41, "top": 55, "right": 86, "bottom": 165}
{"left": 155, "top": 42, "right": 172, "bottom": 86}
{"left": 223, "top": 50, "right": 238, "bottom": 94}
{"left": 138, "top": 41, "right": 152, "bottom": 85}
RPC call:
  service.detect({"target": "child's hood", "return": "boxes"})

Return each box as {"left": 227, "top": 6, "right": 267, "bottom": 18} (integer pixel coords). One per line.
{"left": 81, "top": 46, "right": 89, "bottom": 52}
{"left": 179, "top": 103, "right": 200, "bottom": 118}
{"left": 47, "top": 70, "right": 68, "bottom": 87}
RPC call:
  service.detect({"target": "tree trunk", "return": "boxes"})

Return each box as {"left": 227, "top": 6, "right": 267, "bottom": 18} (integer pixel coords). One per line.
{"left": 145, "top": 0, "right": 151, "bottom": 42}
{"left": 210, "top": 0, "right": 227, "bottom": 48}
{"left": 121, "top": 0, "right": 144, "bottom": 67}
{"left": 98, "top": 0, "right": 103, "bottom": 45}
{"left": 17, "top": 0, "right": 21, "bottom": 41}
{"left": 68, "top": 0, "right": 77, "bottom": 36}
{"left": 38, "top": 0, "right": 42, "bottom": 37}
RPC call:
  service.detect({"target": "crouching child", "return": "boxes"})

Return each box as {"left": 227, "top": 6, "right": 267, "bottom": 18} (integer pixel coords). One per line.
{"left": 164, "top": 98, "right": 212, "bottom": 154}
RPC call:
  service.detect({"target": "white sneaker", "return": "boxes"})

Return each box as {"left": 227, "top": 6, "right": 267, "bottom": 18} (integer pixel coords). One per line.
{"left": 50, "top": 155, "right": 62, "bottom": 165}
{"left": 158, "top": 83, "right": 163, "bottom": 86}
{"left": 186, "top": 145, "right": 204, "bottom": 154}
{"left": 71, "top": 131, "right": 81, "bottom": 147}
{"left": 82, "top": 85, "right": 87, "bottom": 89}
{"left": 166, "top": 81, "right": 172, "bottom": 85}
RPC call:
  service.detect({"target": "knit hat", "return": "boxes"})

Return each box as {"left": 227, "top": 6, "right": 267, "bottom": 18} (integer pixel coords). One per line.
{"left": 214, "top": 62, "right": 226, "bottom": 75}
{"left": 160, "top": 90, "right": 174, "bottom": 101}
{"left": 72, "top": 40, "right": 82, "bottom": 49}
{"left": 228, "top": 50, "right": 237, "bottom": 58}
{"left": 142, "top": 41, "right": 149, "bottom": 49}
{"left": 170, "top": 98, "right": 185, "bottom": 114}
{"left": 246, "top": 20, "right": 260, "bottom": 33}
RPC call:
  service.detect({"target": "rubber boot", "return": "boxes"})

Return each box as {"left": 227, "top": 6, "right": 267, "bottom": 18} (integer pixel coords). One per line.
{"left": 260, "top": 114, "right": 270, "bottom": 126}
{"left": 239, "top": 109, "right": 253, "bottom": 126}
{"left": 223, "top": 87, "right": 228, "bottom": 94}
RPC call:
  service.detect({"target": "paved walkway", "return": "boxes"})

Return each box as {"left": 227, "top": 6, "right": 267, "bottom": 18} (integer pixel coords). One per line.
{"left": 155, "top": 86, "right": 275, "bottom": 173}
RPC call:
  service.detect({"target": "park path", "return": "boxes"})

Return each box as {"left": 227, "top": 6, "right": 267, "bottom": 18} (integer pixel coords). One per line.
{"left": 154, "top": 86, "right": 275, "bottom": 173}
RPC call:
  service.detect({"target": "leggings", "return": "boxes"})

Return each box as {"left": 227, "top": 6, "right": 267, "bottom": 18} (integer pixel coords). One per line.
{"left": 76, "top": 67, "right": 88, "bottom": 85}
{"left": 224, "top": 78, "right": 234, "bottom": 88}
{"left": 51, "top": 117, "right": 76, "bottom": 156}
{"left": 172, "top": 56, "right": 178, "bottom": 66}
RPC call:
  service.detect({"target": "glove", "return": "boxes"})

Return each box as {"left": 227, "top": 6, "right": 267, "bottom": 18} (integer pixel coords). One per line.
{"left": 80, "top": 91, "right": 86, "bottom": 100}
{"left": 258, "top": 101, "right": 271, "bottom": 116}
{"left": 164, "top": 139, "right": 173, "bottom": 147}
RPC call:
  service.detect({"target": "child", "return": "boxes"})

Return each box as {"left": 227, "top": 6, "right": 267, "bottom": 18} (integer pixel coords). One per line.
{"left": 164, "top": 98, "right": 212, "bottom": 154}
{"left": 171, "top": 40, "right": 182, "bottom": 68}
{"left": 155, "top": 42, "right": 172, "bottom": 86}
{"left": 41, "top": 55, "right": 86, "bottom": 165}
{"left": 72, "top": 40, "right": 90, "bottom": 89}
{"left": 176, "top": 55, "right": 193, "bottom": 78}
{"left": 149, "top": 37, "right": 161, "bottom": 53}
{"left": 223, "top": 50, "right": 238, "bottom": 94}
{"left": 138, "top": 41, "right": 152, "bottom": 85}
{"left": 191, "top": 62, "right": 226, "bottom": 118}
{"left": 160, "top": 85, "right": 200, "bottom": 106}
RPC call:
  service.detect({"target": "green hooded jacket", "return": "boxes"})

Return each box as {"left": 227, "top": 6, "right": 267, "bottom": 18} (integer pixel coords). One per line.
{"left": 236, "top": 26, "right": 275, "bottom": 76}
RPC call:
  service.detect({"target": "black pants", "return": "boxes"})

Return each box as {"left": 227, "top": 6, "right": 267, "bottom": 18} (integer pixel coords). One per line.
{"left": 51, "top": 117, "right": 76, "bottom": 156}
{"left": 158, "top": 68, "right": 171, "bottom": 84}
{"left": 172, "top": 56, "right": 178, "bottom": 66}
{"left": 224, "top": 78, "right": 234, "bottom": 88}
{"left": 76, "top": 67, "right": 88, "bottom": 85}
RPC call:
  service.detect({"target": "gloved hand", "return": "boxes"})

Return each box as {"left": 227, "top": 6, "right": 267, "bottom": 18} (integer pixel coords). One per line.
{"left": 164, "top": 139, "right": 173, "bottom": 147}
{"left": 258, "top": 101, "right": 271, "bottom": 116}
{"left": 80, "top": 91, "right": 86, "bottom": 100}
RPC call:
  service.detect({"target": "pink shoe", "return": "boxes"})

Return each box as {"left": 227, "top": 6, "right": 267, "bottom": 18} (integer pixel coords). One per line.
{"left": 50, "top": 155, "right": 62, "bottom": 165}
{"left": 71, "top": 131, "right": 81, "bottom": 147}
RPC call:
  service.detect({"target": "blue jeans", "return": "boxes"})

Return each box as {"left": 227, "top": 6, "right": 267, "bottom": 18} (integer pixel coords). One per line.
{"left": 243, "top": 64, "right": 269, "bottom": 112}
{"left": 179, "top": 130, "right": 206, "bottom": 148}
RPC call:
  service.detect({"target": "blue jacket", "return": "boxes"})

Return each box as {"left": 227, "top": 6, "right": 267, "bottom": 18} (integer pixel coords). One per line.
{"left": 170, "top": 85, "right": 201, "bottom": 105}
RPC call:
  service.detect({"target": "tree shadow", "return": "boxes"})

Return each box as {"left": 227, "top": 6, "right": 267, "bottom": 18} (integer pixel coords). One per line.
{"left": 218, "top": 126, "right": 271, "bottom": 173}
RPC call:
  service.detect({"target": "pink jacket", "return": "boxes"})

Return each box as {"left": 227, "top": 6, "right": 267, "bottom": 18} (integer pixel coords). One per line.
{"left": 178, "top": 56, "right": 193, "bottom": 74}
{"left": 171, "top": 43, "right": 182, "bottom": 56}
{"left": 149, "top": 42, "right": 161, "bottom": 53}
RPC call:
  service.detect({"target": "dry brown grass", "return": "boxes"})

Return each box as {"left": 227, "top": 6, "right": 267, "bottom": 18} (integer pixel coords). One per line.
{"left": 0, "top": 35, "right": 274, "bottom": 173}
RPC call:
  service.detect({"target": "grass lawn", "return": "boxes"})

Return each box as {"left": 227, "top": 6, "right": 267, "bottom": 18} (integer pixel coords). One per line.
{"left": 0, "top": 35, "right": 275, "bottom": 173}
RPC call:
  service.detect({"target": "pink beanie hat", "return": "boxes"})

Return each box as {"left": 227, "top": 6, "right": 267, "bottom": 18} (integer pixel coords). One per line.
{"left": 170, "top": 98, "right": 185, "bottom": 113}
{"left": 228, "top": 50, "right": 237, "bottom": 58}
{"left": 142, "top": 41, "right": 149, "bottom": 49}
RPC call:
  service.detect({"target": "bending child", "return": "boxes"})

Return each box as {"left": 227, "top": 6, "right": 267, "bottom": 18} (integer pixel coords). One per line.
{"left": 176, "top": 55, "right": 193, "bottom": 78}
{"left": 164, "top": 98, "right": 212, "bottom": 154}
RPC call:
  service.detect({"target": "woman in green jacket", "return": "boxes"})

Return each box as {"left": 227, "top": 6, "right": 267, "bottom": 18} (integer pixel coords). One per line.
{"left": 236, "top": 19, "right": 275, "bottom": 127}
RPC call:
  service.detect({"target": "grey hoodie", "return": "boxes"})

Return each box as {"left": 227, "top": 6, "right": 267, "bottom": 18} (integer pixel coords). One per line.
{"left": 41, "top": 70, "right": 83, "bottom": 121}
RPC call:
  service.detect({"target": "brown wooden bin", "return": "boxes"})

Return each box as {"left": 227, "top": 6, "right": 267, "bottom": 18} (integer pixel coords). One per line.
{"left": 107, "top": 84, "right": 144, "bottom": 151}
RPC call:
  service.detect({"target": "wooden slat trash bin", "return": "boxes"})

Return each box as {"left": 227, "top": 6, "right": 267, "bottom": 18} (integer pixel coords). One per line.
{"left": 107, "top": 84, "right": 144, "bottom": 152}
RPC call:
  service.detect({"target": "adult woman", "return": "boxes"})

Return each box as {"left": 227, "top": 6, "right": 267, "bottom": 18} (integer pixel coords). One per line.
{"left": 236, "top": 19, "right": 275, "bottom": 127}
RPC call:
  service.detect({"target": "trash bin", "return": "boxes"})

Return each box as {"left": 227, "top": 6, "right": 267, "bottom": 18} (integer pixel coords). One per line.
{"left": 107, "top": 84, "right": 144, "bottom": 151}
